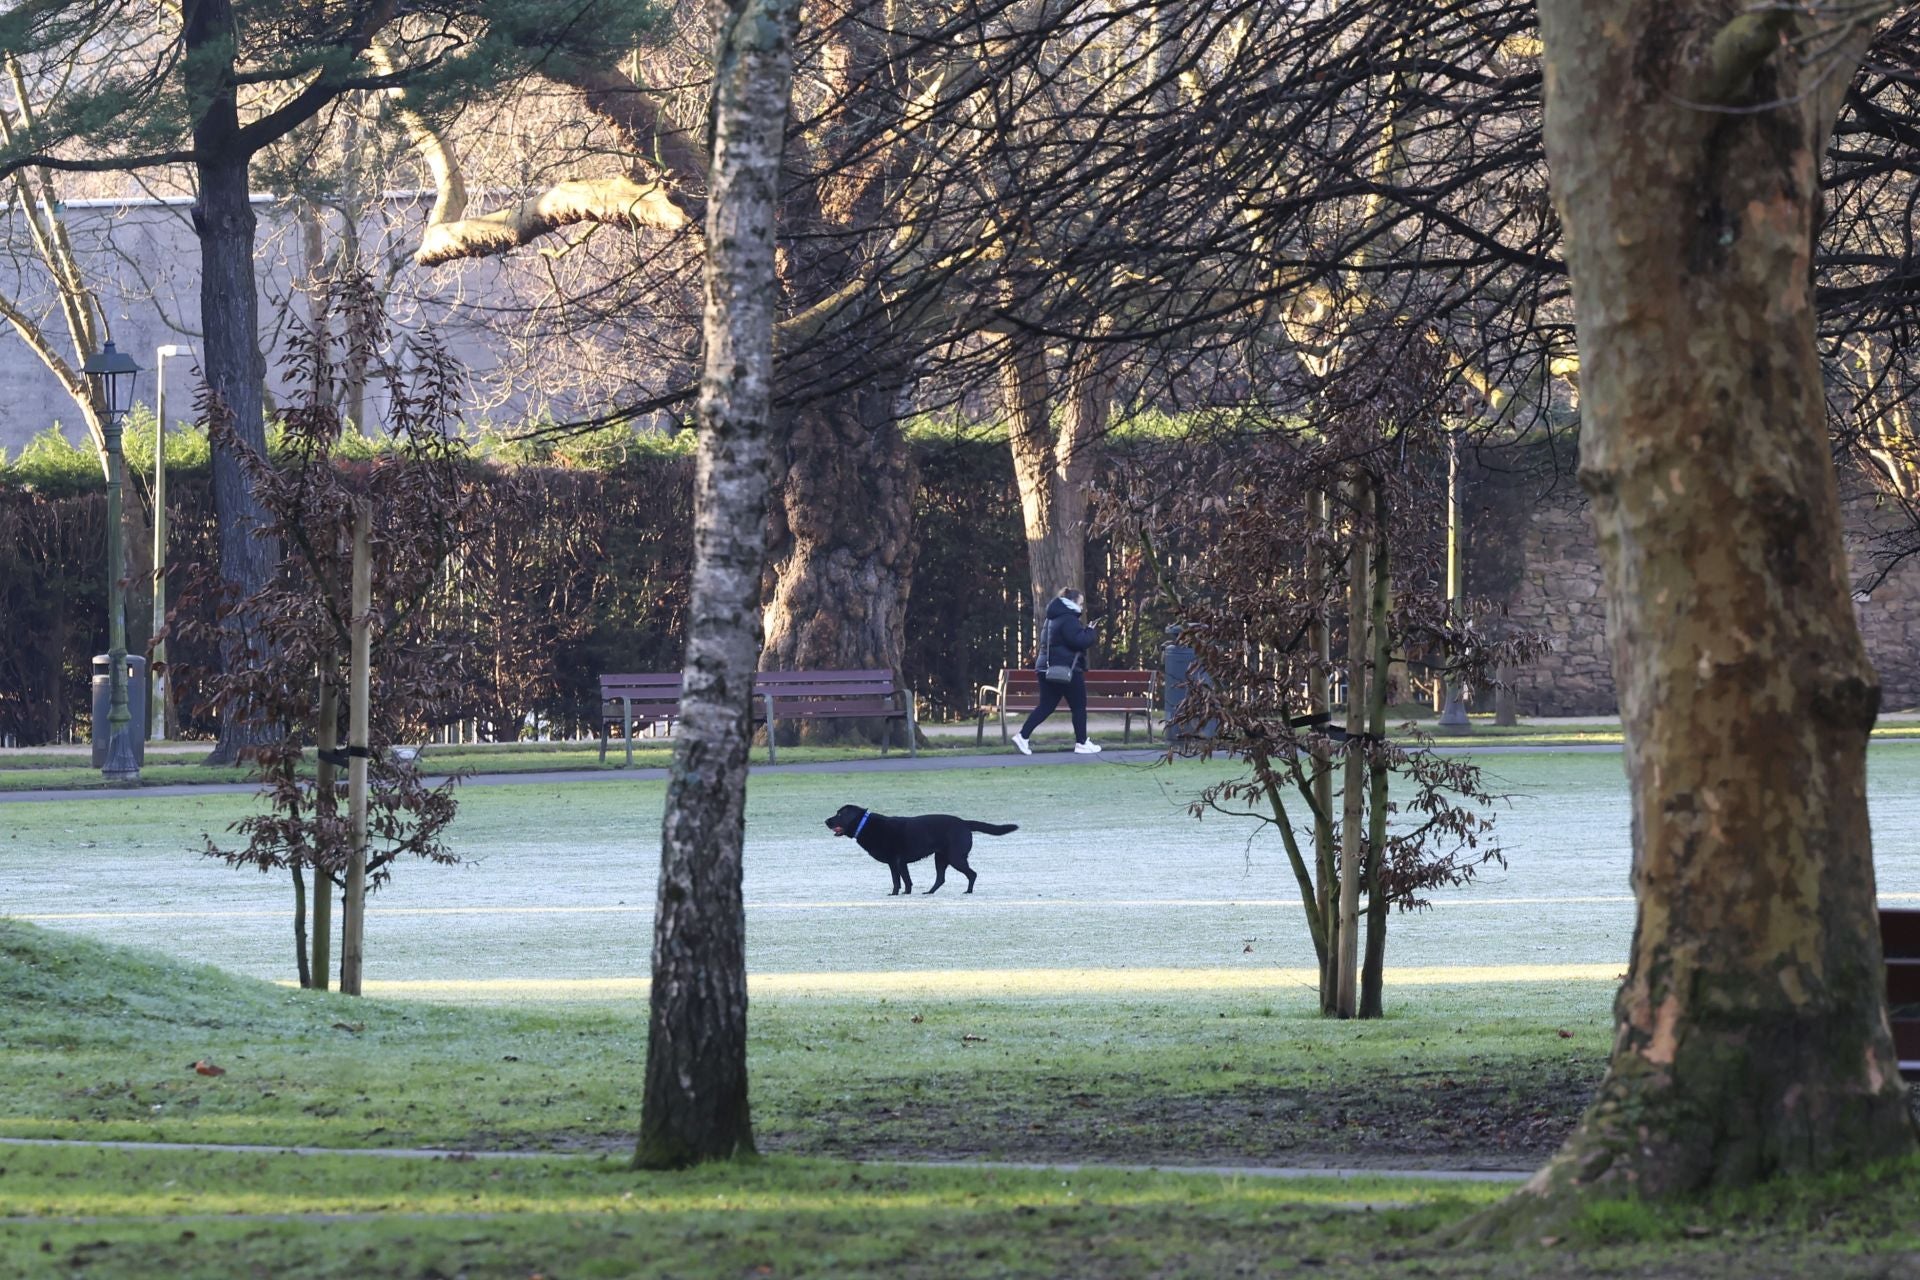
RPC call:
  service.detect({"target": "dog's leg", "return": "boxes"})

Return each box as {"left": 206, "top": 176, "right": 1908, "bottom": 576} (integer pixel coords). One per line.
{"left": 926, "top": 853, "right": 948, "bottom": 895}
{"left": 899, "top": 861, "right": 912, "bottom": 894}
{"left": 889, "top": 863, "right": 904, "bottom": 896}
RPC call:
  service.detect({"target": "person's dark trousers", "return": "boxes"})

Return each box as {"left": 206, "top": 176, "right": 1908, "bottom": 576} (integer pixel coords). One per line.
{"left": 1020, "top": 669, "right": 1088, "bottom": 741}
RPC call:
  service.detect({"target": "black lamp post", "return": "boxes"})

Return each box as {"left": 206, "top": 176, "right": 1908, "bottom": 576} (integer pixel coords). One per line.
{"left": 83, "top": 340, "right": 142, "bottom": 783}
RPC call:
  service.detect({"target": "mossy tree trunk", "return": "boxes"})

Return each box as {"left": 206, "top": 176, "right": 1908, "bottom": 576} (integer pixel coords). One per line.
{"left": 635, "top": 0, "right": 797, "bottom": 1170}
{"left": 1483, "top": 0, "right": 1916, "bottom": 1226}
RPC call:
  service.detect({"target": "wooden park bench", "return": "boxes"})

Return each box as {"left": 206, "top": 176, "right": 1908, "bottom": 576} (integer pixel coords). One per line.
{"left": 598, "top": 672, "right": 687, "bottom": 765}
{"left": 757, "top": 669, "right": 916, "bottom": 764}
{"left": 1882, "top": 907, "right": 1920, "bottom": 1080}
{"left": 599, "top": 668, "right": 917, "bottom": 766}
{"left": 975, "top": 667, "right": 1160, "bottom": 745}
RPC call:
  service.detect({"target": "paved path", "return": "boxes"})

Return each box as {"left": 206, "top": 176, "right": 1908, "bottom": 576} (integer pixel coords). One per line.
{"left": 0, "top": 1135, "right": 1531, "bottom": 1183}
{"left": 0, "top": 742, "right": 1631, "bottom": 804}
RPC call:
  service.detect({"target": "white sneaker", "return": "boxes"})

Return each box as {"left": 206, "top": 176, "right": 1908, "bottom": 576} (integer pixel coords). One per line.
{"left": 1010, "top": 733, "right": 1032, "bottom": 755}
{"left": 1073, "top": 740, "right": 1102, "bottom": 754}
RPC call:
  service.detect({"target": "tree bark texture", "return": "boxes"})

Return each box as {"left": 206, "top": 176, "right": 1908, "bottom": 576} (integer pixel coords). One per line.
{"left": 760, "top": 369, "right": 915, "bottom": 737}
{"left": 1335, "top": 473, "right": 1369, "bottom": 1019}
{"left": 635, "top": 0, "right": 797, "bottom": 1170}
{"left": 338, "top": 504, "right": 372, "bottom": 997}
{"left": 1308, "top": 489, "right": 1338, "bottom": 1014}
{"left": 1002, "top": 338, "right": 1108, "bottom": 636}
{"left": 1497, "top": 0, "right": 1915, "bottom": 1216}
{"left": 185, "top": 0, "right": 277, "bottom": 765}
{"left": 310, "top": 670, "right": 338, "bottom": 991}
{"left": 1360, "top": 479, "right": 1392, "bottom": 1018}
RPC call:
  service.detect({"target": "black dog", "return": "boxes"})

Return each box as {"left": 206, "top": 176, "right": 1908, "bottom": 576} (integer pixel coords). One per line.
{"left": 824, "top": 804, "right": 1017, "bottom": 895}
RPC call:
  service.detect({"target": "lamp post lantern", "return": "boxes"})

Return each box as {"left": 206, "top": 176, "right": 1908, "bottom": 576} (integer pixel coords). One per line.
{"left": 83, "top": 340, "right": 143, "bottom": 783}
{"left": 151, "top": 344, "right": 191, "bottom": 741}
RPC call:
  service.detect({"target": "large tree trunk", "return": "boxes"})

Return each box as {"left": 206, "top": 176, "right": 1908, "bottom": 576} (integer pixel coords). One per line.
{"left": 1003, "top": 339, "right": 1108, "bottom": 637}
{"left": 1481, "top": 1, "right": 1914, "bottom": 1226}
{"left": 185, "top": 3, "right": 276, "bottom": 765}
{"left": 760, "top": 368, "right": 915, "bottom": 739}
{"left": 634, "top": 0, "right": 796, "bottom": 1170}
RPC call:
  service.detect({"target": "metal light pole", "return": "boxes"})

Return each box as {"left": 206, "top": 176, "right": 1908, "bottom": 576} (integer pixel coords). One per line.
{"left": 150, "top": 344, "right": 191, "bottom": 741}
{"left": 1436, "top": 425, "right": 1473, "bottom": 734}
{"left": 84, "top": 341, "right": 143, "bottom": 783}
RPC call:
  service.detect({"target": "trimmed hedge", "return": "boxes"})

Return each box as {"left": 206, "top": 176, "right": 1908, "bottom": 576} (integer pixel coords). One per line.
{"left": 0, "top": 434, "right": 1170, "bottom": 745}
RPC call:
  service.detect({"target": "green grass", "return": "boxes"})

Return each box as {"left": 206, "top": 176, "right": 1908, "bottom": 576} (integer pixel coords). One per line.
{"left": 13, "top": 721, "right": 1920, "bottom": 793}
{"left": 0, "top": 919, "right": 1609, "bottom": 1157}
{"left": 7, "top": 924, "right": 1920, "bottom": 1277}
{"left": 0, "top": 1144, "right": 1503, "bottom": 1280}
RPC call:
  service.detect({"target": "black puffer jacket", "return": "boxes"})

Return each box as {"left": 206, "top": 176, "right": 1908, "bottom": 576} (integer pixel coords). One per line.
{"left": 1036, "top": 596, "right": 1098, "bottom": 674}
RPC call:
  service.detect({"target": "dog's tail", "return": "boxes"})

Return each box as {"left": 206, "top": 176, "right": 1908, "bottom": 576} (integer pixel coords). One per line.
{"left": 967, "top": 821, "right": 1018, "bottom": 836}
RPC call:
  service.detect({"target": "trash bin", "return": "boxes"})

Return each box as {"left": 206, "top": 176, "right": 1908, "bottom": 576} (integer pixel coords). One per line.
{"left": 1162, "top": 628, "right": 1216, "bottom": 741}
{"left": 91, "top": 654, "right": 148, "bottom": 768}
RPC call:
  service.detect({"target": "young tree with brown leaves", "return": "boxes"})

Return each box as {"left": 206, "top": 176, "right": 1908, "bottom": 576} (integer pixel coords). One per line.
{"left": 191, "top": 276, "right": 472, "bottom": 992}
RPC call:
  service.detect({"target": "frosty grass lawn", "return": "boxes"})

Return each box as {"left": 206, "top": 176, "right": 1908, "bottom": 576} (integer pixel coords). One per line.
{"left": 7, "top": 744, "right": 1920, "bottom": 1276}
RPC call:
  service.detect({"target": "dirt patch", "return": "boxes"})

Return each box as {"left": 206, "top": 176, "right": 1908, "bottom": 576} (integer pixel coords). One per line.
{"left": 757, "top": 1059, "right": 1601, "bottom": 1167}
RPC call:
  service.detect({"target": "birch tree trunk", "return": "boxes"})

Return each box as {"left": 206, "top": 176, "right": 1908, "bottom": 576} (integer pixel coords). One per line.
{"left": 635, "top": 0, "right": 798, "bottom": 1170}
{"left": 1359, "top": 480, "right": 1391, "bottom": 1018}
{"left": 1308, "top": 489, "right": 1337, "bottom": 1014}
{"left": 1480, "top": 1, "right": 1915, "bottom": 1224}
{"left": 1335, "top": 472, "right": 1369, "bottom": 1018}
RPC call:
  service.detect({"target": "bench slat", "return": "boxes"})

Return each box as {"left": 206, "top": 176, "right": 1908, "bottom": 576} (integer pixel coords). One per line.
{"left": 765, "top": 700, "right": 902, "bottom": 717}
{"left": 1892, "top": 1018, "right": 1920, "bottom": 1075}
{"left": 1888, "top": 958, "right": 1920, "bottom": 1007}
{"left": 756, "top": 669, "right": 895, "bottom": 684}
{"left": 1882, "top": 908, "right": 1920, "bottom": 958}
{"left": 599, "top": 668, "right": 915, "bottom": 765}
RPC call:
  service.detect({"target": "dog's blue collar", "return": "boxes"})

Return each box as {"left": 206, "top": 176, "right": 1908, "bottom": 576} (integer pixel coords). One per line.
{"left": 854, "top": 809, "right": 871, "bottom": 838}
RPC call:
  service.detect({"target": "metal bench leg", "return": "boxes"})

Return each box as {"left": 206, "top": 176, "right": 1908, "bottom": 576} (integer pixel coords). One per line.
{"left": 765, "top": 693, "right": 778, "bottom": 764}
{"left": 1124, "top": 711, "right": 1132, "bottom": 745}
{"left": 624, "top": 699, "right": 634, "bottom": 768}
{"left": 907, "top": 691, "right": 918, "bottom": 759}
{"left": 598, "top": 721, "right": 609, "bottom": 764}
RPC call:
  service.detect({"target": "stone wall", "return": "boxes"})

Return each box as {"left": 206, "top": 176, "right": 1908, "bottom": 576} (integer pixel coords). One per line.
{"left": 1477, "top": 464, "right": 1920, "bottom": 717}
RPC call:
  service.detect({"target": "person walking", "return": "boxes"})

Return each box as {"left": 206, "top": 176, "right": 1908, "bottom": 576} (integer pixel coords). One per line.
{"left": 1011, "top": 587, "right": 1102, "bottom": 755}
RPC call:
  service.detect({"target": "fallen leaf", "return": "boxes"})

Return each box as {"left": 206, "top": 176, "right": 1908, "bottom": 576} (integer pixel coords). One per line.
{"left": 332, "top": 1022, "right": 364, "bottom": 1034}
{"left": 1556, "top": 1029, "right": 1573, "bottom": 1039}
{"left": 191, "top": 1061, "right": 225, "bottom": 1077}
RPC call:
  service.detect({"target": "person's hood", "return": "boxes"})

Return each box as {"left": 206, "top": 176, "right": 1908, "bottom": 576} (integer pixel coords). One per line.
{"left": 1046, "top": 596, "right": 1082, "bottom": 622}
